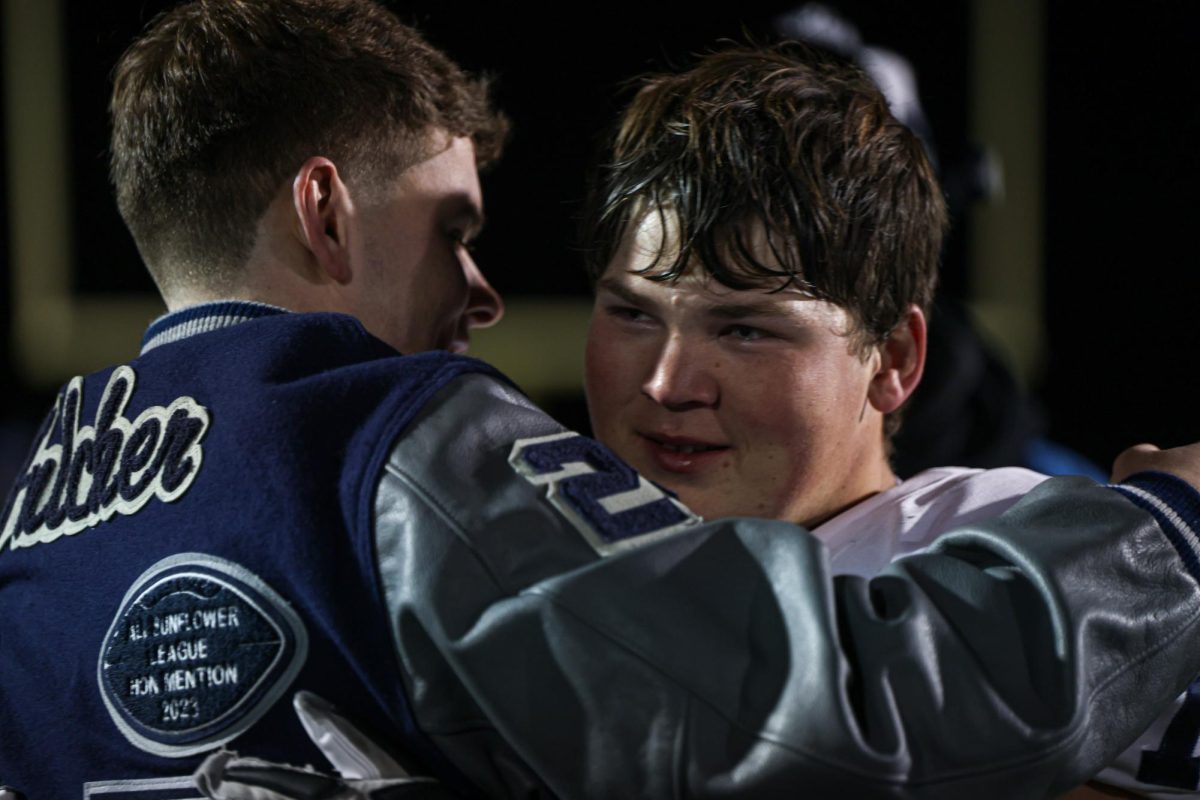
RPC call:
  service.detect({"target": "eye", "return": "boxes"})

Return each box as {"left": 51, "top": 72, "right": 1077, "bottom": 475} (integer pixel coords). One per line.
{"left": 605, "top": 305, "right": 654, "bottom": 325}
{"left": 448, "top": 230, "right": 477, "bottom": 252}
{"left": 720, "top": 324, "right": 769, "bottom": 342}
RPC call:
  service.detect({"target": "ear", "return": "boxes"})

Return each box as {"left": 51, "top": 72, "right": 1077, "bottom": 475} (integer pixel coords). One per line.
{"left": 292, "top": 157, "right": 354, "bottom": 284}
{"left": 867, "top": 305, "right": 927, "bottom": 414}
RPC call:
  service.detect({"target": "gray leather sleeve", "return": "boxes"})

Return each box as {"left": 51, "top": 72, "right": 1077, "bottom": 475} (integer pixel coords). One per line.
{"left": 372, "top": 374, "right": 1200, "bottom": 799}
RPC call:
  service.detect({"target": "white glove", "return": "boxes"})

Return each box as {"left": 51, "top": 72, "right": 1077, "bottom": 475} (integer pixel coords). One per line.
{"left": 194, "top": 691, "right": 450, "bottom": 799}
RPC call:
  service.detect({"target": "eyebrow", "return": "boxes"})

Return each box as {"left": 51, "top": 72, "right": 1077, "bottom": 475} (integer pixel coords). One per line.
{"left": 445, "top": 196, "right": 486, "bottom": 239}
{"left": 595, "top": 276, "right": 647, "bottom": 307}
{"left": 705, "top": 301, "right": 794, "bottom": 320}
{"left": 596, "top": 275, "right": 797, "bottom": 319}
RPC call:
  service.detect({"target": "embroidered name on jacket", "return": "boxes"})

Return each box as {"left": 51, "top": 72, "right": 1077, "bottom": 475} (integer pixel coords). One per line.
{"left": 0, "top": 365, "right": 210, "bottom": 553}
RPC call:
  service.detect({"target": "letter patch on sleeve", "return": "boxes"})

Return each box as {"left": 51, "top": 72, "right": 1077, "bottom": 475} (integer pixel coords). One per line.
{"left": 509, "top": 431, "right": 700, "bottom": 556}
{"left": 98, "top": 553, "right": 307, "bottom": 758}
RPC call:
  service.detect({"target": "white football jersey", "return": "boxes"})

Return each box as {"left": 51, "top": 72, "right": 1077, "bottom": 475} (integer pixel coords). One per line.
{"left": 816, "top": 466, "right": 1200, "bottom": 797}
{"left": 814, "top": 466, "right": 1049, "bottom": 577}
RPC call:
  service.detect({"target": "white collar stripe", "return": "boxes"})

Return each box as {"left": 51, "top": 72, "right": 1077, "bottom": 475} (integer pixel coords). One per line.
{"left": 140, "top": 301, "right": 288, "bottom": 354}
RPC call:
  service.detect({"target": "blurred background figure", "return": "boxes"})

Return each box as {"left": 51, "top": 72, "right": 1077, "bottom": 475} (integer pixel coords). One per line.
{"left": 893, "top": 300, "right": 1106, "bottom": 480}
{"left": 1, "top": 0, "right": 1194, "bottom": 485}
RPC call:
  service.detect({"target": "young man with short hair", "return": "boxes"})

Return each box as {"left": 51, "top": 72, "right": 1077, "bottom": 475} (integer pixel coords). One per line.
{"left": 4, "top": 5, "right": 1200, "bottom": 798}
{"left": 109, "top": 0, "right": 508, "bottom": 353}
{"left": 582, "top": 42, "right": 1189, "bottom": 796}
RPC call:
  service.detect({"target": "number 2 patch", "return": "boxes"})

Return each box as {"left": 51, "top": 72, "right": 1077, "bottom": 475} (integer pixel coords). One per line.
{"left": 509, "top": 432, "right": 700, "bottom": 556}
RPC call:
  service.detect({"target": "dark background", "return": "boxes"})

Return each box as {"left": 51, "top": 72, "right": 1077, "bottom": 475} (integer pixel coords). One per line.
{"left": 1, "top": 1, "right": 1196, "bottom": 474}
{"left": 1043, "top": 3, "right": 1199, "bottom": 469}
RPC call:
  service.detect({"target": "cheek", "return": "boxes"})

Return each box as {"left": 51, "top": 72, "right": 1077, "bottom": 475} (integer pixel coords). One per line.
{"left": 729, "top": 371, "right": 830, "bottom": 473}
{"left": 438, "top": 255, "right": 469, "bottom": 307}
{"left": 584, "top": 321, "right": 636, "bottom": 422}
{"left": 417, "top": 257, "right": 469, "bottom": 337}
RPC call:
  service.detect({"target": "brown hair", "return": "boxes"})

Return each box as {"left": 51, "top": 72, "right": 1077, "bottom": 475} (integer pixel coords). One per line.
{"left": 110, "top": 0, "right": 508, "bottom": 294}
{"left": 584, "top": 41, "right": 946, "bottom": 356}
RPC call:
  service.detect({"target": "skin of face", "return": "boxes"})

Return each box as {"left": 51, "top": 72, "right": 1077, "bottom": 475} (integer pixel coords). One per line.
{"left": 344, "top": 136, "right": 504, "bottom": 354}
{"left": 585, "top": 213, "right": 900, "bottom": 528}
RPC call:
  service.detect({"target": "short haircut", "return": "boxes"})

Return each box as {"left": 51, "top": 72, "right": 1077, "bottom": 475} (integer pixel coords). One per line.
{"left": 110, "top": 0, "right": 508, "bottom": 295}
{"left": 584, "top": 41, "right": 947, "bottom": 353}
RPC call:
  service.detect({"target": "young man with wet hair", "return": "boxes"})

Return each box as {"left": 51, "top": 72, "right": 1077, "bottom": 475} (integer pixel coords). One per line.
{"left": 582, "top": 41, "right": 1047, "bottom": 551}
{"left": 581, "top": 42, "right": 1189, "bottom": 796}
{"left": 4, "top": 5, "right": 1200, "bottom": 798}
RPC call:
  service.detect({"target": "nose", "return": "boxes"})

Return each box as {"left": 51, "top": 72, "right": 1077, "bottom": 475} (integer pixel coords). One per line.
{"left": 641, "top": 334, "right": 719, "bottom": 411}
{"left": 462, "top": 251, "right": 504, "bottom": 330}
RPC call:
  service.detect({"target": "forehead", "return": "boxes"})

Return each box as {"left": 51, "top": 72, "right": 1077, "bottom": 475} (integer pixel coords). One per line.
{"left": 597, "top": 266, "right": 854, "bottom": 329}
{"left": 397, "top": 134, "right": 479, "bottom": 189}
{"left": 602, "top": 207, "right": 846, "bottom": 320}
{"left": 610, "top": 200, "right": 803, "bottom": 287}
{"left": 383, "top": 134, "right": 484, "bottom": 224}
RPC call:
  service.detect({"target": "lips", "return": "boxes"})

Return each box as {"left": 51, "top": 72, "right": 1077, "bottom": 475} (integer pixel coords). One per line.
{"left": 638, "top": 432, "right": 730, "bottom": 474}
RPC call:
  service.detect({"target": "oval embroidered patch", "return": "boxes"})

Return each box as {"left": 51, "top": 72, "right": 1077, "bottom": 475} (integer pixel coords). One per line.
{"left": 98, "top": 553, "right": 307, "bottom": 757}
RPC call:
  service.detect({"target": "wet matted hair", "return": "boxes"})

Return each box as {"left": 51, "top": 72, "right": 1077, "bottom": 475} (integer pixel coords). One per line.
{"left": 584, "top": 41, "right": 946, "bottom": 352}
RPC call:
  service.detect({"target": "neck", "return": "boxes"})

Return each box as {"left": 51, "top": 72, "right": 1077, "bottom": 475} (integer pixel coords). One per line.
{"left": 161, "top": 257, "right": 342, "bottom": 316}
{"left": 802, "top": 460, "right": 898, "bottom": 529}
